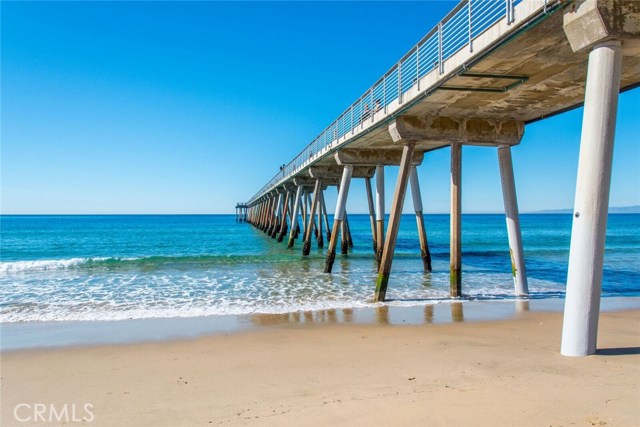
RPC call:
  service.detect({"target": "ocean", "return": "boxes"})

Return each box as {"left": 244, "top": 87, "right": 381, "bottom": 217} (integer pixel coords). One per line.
{"left": 1, "top": 214, "right": 639, "bottom": 327}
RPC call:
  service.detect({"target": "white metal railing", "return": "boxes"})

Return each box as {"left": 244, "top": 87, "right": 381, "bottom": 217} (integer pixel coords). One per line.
{"left": 247, "top": 0, "right": 526, "bottom": 205}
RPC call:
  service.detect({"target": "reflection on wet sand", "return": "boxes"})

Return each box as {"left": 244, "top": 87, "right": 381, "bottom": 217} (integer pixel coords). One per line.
{"left": 248, "top": 299, "right": 529, "bottom": 327}
{"left": 250, "top": 308, "right": 354, "bottom": 326}
{"left": 451, "top": 302, "right": 464, "bottom": 322}
{"left": 424, "top": 305, "right": 434, "bottom": 323}
{"left": 376, "top": 305, "right": 389, "bottom": 324}
{"left": 515, "top": 299, "right": 530, "bottom": 313}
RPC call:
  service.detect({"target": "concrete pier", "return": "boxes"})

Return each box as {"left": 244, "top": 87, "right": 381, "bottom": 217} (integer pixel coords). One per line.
{"left": 239, "top": 0, "right": 639, "bottom": 354}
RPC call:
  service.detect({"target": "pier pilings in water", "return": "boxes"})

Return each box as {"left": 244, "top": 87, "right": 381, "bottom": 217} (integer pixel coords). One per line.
{"left": 241, "top": 114, "right": 526, "bottom": 304}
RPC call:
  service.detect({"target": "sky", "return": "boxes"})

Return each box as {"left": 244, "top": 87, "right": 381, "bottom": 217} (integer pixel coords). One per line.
{"left": 2, "top": 1, "right": 639, "bottom": 215}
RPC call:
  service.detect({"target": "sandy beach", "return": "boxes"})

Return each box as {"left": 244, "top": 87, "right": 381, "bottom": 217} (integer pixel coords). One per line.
{"left": 1, "top": 309, "right": 639, "bottom": 427}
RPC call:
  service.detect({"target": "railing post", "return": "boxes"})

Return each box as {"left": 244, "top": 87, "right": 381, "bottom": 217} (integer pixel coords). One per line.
{"left": 370, "top": 89, "right": 374, "bottom": 123}
{"left": 383, "top": 74, "right": 387, "bottom": 113}
{"left": 416, "top": 44, "right": 420, "bottom": 90}
{"left": 350, "top": 105, "right": 354, "bottom": 135}
{"left": 468, "top": 0, "right": 473, "bottom": 52}
{"left": 398, "top": 61, "right": 403, "bottom": 104}
{"left": 438, "top": 22, "right": 444, "bottom": 75}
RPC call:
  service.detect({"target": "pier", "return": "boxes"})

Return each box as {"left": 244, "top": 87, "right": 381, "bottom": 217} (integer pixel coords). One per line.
{"left": 239, "top": 0, "right": 640, "bottom": 356}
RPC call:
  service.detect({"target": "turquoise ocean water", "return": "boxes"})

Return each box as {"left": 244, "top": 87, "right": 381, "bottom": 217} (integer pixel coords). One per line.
{"left": 1, "top": 214, "right": 639, "bottom": 324}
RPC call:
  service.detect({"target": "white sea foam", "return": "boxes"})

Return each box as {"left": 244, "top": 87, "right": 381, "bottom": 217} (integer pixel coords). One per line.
{"left": 0, "top": 258, "right": 93, "bottom": 272}
{"left": 0, "top": 257, "right": 140, "bottom": 273}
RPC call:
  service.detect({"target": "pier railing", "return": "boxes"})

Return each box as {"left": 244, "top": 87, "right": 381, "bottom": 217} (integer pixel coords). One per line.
{"left": 247, "top": 0, "right": 525, "bottom": 205}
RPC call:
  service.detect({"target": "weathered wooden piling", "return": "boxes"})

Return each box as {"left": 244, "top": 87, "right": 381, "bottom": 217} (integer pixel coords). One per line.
{"left": 324, "top": 166, "right": 352, "bottom": 273}
{"left": 409, "top": 166, "right": 432, "bottom": 272}
{"left": 374, "top": 141, "right": 415, "bottom": 302}
{"left": 303, "top": 179, "right": 322, "bottom": 256}
{"left": 450, "top": 142, "right": 462, "bottom": 297}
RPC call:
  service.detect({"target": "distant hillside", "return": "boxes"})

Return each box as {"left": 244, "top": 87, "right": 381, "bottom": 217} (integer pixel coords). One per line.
{"left": 535, "top": 206, "right": 640, "bottom": 214}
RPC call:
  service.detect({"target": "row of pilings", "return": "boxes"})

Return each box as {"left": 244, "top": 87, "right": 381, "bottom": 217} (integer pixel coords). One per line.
{"left": 242, "top": 127, "right": 530, "bottom": 303}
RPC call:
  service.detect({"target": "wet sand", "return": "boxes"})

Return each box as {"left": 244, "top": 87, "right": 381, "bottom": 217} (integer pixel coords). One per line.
{"left": 2, "top": 310, "right": 639, "bottom": 426}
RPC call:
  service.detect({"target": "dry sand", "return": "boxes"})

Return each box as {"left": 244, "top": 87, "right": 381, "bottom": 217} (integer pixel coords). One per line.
{"left": 1, "top": 310, "right": 639, "bottom": 427}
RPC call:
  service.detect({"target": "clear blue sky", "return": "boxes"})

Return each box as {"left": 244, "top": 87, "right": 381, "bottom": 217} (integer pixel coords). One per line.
{"left": 2, "top": 1, "right": 638, "bottom": 214}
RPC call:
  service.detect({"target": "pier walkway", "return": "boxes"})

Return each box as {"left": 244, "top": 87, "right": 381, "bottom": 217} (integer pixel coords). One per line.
{"left": 239, "top": 0, "right": 640, "bottom": 356}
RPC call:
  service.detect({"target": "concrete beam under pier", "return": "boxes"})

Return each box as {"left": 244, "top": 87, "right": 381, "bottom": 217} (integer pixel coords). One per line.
{"left": 335, "top": 149, "right": 424, "bottom": 166}
{"left": 388, "top": 116, "right": 524, "bottom": 149}
{"left": 309, "top": 166, "right": 375, "bottom": 180}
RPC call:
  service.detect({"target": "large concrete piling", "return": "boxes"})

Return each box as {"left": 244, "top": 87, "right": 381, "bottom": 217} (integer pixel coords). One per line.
{"left": 498, "top": 146, "right": 528, "bottom": 296}
{"left": 561, "top": 26, "right": 623, "bottom": 356}
{"left": 324, "top": 166, "right": 352, "bottom": 273}
{"left": 450, "top": 142, "right": 462, "bottom": 297}
{"left": 374, "top": 139, "right": 415, "bottom": 302}
{"left": 409, "top": 166, "right": 432, "bottom": 272}
{"left": 303, "top": 179, "right": 322, "bottom": 256}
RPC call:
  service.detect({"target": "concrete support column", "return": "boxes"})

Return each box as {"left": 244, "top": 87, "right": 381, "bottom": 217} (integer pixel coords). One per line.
{"left": 324, "top": 166, "right": 353, "bottom": 273}
{"left": 561, "top": 40, "right": 622, "bottom": 357}
{"left": 450, "top": 142, "right": 462, "bottom": 297}
{"left": 320, "top": 191, "right": 331, "bottom": 242}
{"left": 365, "top": 177, "right": 377, "bottom": 253}
{"left": 375, "top": 165, "right": 385, "bottom": 263}
{"left": 277, "top": 191, "right": 291, "bottom": 243}
{"left": 498, "top": 145, "right": 528, "bottom": 296}
{"left": 316, "top": 188, "right": 324, "bottom": 249}
{"left": 303, "top": 179, "right": 322, "bottom": 256}
{"left": 263, "top": 198, "right": 273, "bottom": 233}
{"left": 374, "top": 142, "right": 415, "bottom": 302}
{"left": 410, "top": 166, "right": 432, "bottom": 272}
{"left": 287, "top": 185, "right": 304, "bottom": 248}
{"left": 271, "top": 193, "right": 283, "bottom": 238}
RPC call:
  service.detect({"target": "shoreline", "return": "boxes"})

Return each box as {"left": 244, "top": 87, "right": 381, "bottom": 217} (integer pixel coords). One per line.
{"left": 2, "top": 296, "right": 639, "bottom": 351}
{"left": 1, "top": 309, "right": 638, "bottom": 426}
